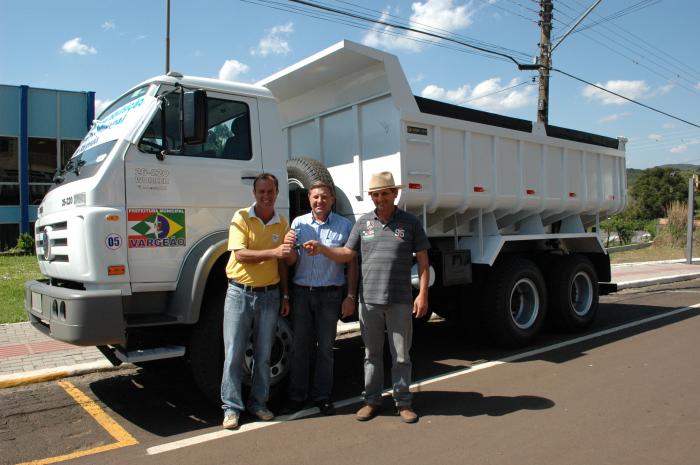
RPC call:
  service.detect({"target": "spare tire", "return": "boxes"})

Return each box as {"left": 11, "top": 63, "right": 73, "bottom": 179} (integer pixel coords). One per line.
{"left": 286, "top": 158, "right": 334, "bottom": 219}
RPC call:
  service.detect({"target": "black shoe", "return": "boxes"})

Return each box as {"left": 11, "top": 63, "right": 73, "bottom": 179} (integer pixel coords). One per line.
{"left": 316, "top": 400, "right": 336, "bottom": 416}
{"left": 281, "top": 400, "right": 306, "bottom": 415}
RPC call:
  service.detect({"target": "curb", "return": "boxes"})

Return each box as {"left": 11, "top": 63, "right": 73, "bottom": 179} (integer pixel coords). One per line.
{"left": 616, "top": 272, "right": 700, "bottom": 290}
{"left": 0, "top": 360, "right": 127, "bottom": 389}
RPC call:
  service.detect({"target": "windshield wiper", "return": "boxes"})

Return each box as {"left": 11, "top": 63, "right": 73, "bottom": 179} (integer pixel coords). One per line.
{"left": 52, "top": 170, "right": 65, "bottom": 184}
{"left": 73, "top": 160, "right": 86, "bottom": 176}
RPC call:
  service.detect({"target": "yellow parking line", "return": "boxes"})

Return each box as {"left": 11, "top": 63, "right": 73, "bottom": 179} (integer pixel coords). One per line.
{"left": 15, "top": 380, "right": 138, "bottom": 465}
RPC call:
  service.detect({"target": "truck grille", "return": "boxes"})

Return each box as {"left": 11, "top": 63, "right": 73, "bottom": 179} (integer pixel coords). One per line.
{"left": 36, "top": 221, "right": 69, "bottom": 262}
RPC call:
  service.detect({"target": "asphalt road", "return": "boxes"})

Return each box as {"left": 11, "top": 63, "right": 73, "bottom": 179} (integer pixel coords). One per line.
{"left": 2, "top": 279, "right": 700, "bottom": 465}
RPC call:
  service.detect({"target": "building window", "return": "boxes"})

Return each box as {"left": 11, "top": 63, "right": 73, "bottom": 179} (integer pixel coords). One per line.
{"left": 60, "top": 139, "right": 81, "bottom": 168}
{"left": 0, "top": 137, "right": 19, "bottom": 183}
{"left": 29, "top": 138, "right": 57, "bottom": 183}
{"left": 0, "top": 223, "right": 19, "bottom": 250}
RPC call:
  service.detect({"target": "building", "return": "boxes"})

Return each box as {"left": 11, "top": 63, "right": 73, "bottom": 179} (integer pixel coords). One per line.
{"left": 0, "top": 84, "right": 94, "bottom": 249}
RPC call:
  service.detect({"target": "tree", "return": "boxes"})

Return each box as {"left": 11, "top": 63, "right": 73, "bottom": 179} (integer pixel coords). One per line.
{"left": 629, "top": 167, "right": 692, "bottom": 220}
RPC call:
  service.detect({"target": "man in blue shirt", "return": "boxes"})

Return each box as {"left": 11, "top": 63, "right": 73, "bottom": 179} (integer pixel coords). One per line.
{"left": 283, "top": 180, "right": 358, "bottom": 415}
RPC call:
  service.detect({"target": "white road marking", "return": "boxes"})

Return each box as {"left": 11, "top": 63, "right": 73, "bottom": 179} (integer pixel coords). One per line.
{"left": 147, "top": 302, "right": 700, "bottom": 456}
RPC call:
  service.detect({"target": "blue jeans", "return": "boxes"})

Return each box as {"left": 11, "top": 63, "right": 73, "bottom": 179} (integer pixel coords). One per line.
{"left": 359, "top": 302, "right": 413, "bottom": 407}
{"left": 221, "top": 283, "right": 279, "bottom": 415}
{"left": 289, "top": 286, "right": 342, "bottom": 402}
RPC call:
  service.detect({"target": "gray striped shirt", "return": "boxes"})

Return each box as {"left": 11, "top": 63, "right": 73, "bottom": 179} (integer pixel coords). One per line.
{"left": 346, "top": 208, "right": 429, "bottom": 305}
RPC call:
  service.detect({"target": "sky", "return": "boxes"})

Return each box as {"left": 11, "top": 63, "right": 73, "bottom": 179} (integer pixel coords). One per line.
{"left": 1, "top": 0, "right": 698, "bottom": 169}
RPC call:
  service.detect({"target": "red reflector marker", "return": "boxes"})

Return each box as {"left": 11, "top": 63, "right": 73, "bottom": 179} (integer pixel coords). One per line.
{"left": 408, "top": 183, "right": 422, "bottom": 190}
{"left": 473, "top": 186, "right": 485, "bottom": 193}
{"left": 526, "top": 189, "right": 536, "bottom": 195}
{"left": 569, "top": 192, "right": 577, "bottom": 198}
{"left": 108, "top": 265, "right": 126, "bottom": 276}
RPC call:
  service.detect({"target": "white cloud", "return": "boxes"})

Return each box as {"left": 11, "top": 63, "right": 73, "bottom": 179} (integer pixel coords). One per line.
{"left": 218, "top": 59, "right": 250, "bottom": 81}
{"left": 421, "top": 77, "right": 535, "bottom": 111}
{"left": 582, "top": 80, "right": 649, "bottom": 105}
{"left": 95, "top": 99, "right": 113, "bottom": 117}
{"left": 656, "top": 83, "right": 674, "bottom": 95}
{"left": 61, "top": 37, "right": 97, "bottom": 55}
{"left": 696, "top": 82, "right": 700, "bottom": 90}
{"left": 670, "top": 144, "right": 688, "bottom": 154}
{"left": 101, "top": 20, "right": 115, "bottom": 31}
{"left": 363, "top": 0, "right": 475, "bottom": 52}
{"left": 251, "top": 22, "right": 294, "bottom": 56}
{"left": 663, "top": 123, "right": 675, "bottom": 129}
{"left": 647, "top": 133, "right": 662, "bottom": 141}
{"left": 598, "top": 112, "right": 630, "bottom": 123}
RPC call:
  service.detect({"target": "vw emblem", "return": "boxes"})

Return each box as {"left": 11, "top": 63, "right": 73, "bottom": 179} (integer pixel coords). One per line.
{"left": 42, "top": 226, "right": 53, "bottom": 261}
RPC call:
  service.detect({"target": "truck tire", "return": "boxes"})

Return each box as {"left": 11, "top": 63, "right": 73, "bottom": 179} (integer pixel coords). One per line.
{"left": 287, "top": 158, "right": 334, "bottom": 219}
{"left": 547, "top": 254, "right": 599, "bottom": 332}
{"left": 484, "top": 257, "right": 547, "bottom": 347}
{"left": 189, "top": 288, "right": 294, "bottom": 405}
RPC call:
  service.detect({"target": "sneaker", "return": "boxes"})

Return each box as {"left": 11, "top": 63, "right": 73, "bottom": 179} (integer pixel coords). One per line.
{"left": 252, "top": 407, "right": 275, "bottom": 421}
{"left": 280, "top": 400, "right": 306, "bottom": 415}
{"left": 315, "top": 400, "right": 336, "bottom": 416}
{"left": 355, "top": 403, "right": 381, "bottom": 421}
{"left": 222, "top": 412, "right": 239, "bottom": 430}
{"left": 397, "top": 406, "right": 418, "bottom": 424}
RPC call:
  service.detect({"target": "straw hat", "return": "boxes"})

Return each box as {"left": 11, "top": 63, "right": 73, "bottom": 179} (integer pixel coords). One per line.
{"left": 367, "top": 171, "right": 405, "bottom": 192}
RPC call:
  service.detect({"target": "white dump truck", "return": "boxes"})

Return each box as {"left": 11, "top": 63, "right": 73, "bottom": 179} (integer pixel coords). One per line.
{"left": 25, "top": 40, "right": 626, "bottom": 400}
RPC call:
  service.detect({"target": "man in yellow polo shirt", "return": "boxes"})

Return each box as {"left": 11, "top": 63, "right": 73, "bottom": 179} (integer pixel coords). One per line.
{"left": 221, "top": 173, "right": 294, "bottom": 430}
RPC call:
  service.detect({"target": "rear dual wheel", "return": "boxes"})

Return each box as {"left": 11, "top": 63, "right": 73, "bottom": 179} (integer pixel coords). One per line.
{"left": 484, "top": 257, "right": 547, "bottom": 347}
{"left": 547, "top": 254, "right": 599, "bottom": 332}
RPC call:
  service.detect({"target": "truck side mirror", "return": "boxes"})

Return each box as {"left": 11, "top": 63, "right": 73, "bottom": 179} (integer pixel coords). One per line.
{"left": 183, "top": 90, "right": 208, "bottom": 145}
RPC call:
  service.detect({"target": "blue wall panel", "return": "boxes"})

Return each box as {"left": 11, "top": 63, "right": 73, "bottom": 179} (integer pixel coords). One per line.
{"left": 60, "top": 92, "right": 88, "bottom": 139}
{"left": 28, "top": 88, "right": 57, "bottom": 138}
{"left": 0, "top": 85, "right": 20, "bottom": 136}
{"left": 0, "top": 206, "right": 20, "bottom": 223}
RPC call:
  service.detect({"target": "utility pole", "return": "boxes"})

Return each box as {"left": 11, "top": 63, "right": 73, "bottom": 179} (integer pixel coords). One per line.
{"left": 536, "top": 0, "right": 553, "bottom": 124}
{"left": 165, "top": 0, "right": 171, "bottom": 74}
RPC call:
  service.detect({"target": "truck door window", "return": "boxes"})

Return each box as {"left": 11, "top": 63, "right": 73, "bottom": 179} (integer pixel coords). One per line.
{"left": 139, "top": 92, "right": 252, "bottom": 161}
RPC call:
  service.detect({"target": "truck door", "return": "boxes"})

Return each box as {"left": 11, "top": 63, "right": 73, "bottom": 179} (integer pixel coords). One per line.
{"left": 124, "top": 90, "right": 263, "bottom": 284}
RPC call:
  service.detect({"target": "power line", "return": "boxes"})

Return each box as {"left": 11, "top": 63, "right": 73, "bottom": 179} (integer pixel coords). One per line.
{"left": 243, "top": 0, "right": 699, "bottom": 128}
{"left": 551, "top": 68, "right": 700, "bottom": 128}
{"left": 283, "top": 0, "right": 526, "bottom": 67}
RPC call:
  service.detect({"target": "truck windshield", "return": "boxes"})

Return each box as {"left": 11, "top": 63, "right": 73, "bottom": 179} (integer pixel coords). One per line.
{"left": 99, "top": 86, "right": 149, "bottom": 119}
{"left": 52, "top": 140, "right": 117, "bottom": 186}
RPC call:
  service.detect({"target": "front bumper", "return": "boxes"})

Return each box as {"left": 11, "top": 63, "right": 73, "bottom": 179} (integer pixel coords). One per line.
{"left": 24, "top": 280, "right": 126, "bottom": 346}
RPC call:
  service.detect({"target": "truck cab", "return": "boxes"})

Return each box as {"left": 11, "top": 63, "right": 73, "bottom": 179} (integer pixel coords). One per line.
{"left": 25, "top": 74, "right": 292, "bottom": 399}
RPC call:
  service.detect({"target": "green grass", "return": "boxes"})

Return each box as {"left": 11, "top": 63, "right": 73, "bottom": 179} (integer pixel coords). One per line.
{"left": 0, "top": 254, "right": 42, "bottom": 324}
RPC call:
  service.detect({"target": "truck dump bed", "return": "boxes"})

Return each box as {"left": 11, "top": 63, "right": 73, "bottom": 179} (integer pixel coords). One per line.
{"left": 259, "top": 40, "right": 626, "bottom": 242}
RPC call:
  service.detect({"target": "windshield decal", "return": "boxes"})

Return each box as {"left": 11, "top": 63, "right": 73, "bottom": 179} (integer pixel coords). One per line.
{"left": 76, "top": 95, "right": 158, "bottom": 157}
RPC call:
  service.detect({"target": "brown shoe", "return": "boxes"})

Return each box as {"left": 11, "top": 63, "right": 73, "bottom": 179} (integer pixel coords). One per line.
{"left": 356, "top": 403, "right": 381, "bottom": 421}
{"left": 398, "top": 406, "right": 418, "bottom": 423}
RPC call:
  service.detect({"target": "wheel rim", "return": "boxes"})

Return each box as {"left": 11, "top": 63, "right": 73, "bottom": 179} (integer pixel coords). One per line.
{"left": 509, "top": 278, "right": 540, "bottom": 329}
{"left": 243, "top": 319, "right": 293, "bottom": 386}
{"left": 570, "top": 271, "right": 593, "bottom": 317}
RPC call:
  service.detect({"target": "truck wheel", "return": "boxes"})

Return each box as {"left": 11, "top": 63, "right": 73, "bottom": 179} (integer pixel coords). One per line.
{"left": 287, "top": 158, "right": 334, "bottom": 219}
{"left": 189, "top": 289, "right": 294, "bottom": 405}
{"left": 547, "top": 255, "right": 599, "bottom": 332}
{"left": 485, "top": 257, "right": 547, "bottom": 347}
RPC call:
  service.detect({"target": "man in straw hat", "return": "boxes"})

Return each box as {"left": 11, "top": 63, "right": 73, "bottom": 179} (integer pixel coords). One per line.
{"left": 302, "top": 171, "right": 430, "bottom": 423}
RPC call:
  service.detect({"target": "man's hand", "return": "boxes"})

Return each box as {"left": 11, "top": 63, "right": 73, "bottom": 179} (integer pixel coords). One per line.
{"left": 274, "top": 243, "right": 294, "bottom": 259}
{"left": 412, "top": 292, "right": 428, "bottom": 319}
{"left": 303, "top": 240, "right": 324, "bottom": 256}
{"left": 341, "top": 296, "right": 355, "bottom": 318}
{"left": 283, "top": 230, "right": 296, "bottom": 246}
{"left": 280, "top": 298, "right": 290, "bottom": 317}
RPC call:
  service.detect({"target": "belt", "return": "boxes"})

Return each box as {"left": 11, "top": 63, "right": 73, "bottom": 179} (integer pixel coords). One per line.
{"left": 229, "top": 280, "right": 278, "bottom": 293}
{"left": 294, "top": 284, "right": 341, "bottom": 292}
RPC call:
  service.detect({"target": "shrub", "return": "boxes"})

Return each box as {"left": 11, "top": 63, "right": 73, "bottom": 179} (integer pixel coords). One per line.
{"left": 14, "top": 233, "right": 35, "bottom": 255}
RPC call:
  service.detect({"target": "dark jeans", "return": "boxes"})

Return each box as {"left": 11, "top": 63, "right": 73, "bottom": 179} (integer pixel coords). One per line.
{"left": 289, "top": 286, "right": 342, "bottom": 402}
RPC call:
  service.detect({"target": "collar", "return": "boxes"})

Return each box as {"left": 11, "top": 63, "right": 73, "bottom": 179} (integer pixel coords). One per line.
{"left": 248, "top": 203, "right": 281, "bottom": 225}
{"left": 373, "top": 206, "right": 398, "bottom": 224}
{"left": 311, "top": 211, "right": 334, "bottom": 225}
